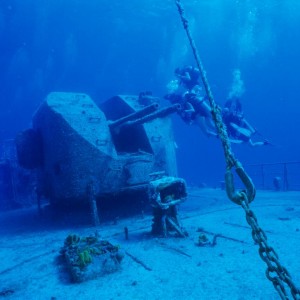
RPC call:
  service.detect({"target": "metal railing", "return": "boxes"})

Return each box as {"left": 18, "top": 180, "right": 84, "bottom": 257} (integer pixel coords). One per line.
{"left": 246, "top": 161, "right": 300, "bottom": 191}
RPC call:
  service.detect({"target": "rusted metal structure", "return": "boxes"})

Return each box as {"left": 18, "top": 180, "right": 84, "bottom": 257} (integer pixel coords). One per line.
{"left": 16, "top": 92, "right": 186, "bottom": 222}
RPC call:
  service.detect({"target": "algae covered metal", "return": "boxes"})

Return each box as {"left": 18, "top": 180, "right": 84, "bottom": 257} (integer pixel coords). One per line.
{"left": 60, "top": 233, "right": 123, "bottom": 282}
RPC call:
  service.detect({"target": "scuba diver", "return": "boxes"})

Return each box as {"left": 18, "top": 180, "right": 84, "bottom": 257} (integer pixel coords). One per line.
{"left": 165, "top": 83, "right": 217, "bottom": 137}
{"left": 222, "top": 96, "right": 270, "bottom": 147}
{"left": 174, "top": 65, "right": 201, "bottom": 91}
{"left": 166, "top": 66, "right": 270, "bottom": 144}
{"left": 165, "top": 66, "right": 216, "bottom": 137}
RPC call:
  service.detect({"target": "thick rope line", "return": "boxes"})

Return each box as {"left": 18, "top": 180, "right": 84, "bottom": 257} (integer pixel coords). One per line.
{"left": 175, "top": 0, "right": 236, "bottom": 169}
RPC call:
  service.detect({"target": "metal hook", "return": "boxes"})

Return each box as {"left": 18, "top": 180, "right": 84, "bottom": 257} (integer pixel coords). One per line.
{"left": 225, "top": 161, "right": 256, "bottom": 205}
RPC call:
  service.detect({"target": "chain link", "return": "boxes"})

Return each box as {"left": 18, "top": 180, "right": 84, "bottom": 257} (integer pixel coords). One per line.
{"left": 241, "top": 194, "right": 300, "bottom": 300}
{"left": 175, "top": 1, "right": 300, "bottom": 299}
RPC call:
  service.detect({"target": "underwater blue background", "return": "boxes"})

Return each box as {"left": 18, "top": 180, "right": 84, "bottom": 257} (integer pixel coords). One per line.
{"left": 1, "top": 0, "right": 299, "bottom": 187}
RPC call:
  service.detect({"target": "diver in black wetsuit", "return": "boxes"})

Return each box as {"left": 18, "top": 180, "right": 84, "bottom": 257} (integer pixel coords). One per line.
{"left": 165, "top": 85, "right": 217, "bottom": 137}
{"left": 164, "top": 65, "right": 217, "bottom": 137}
{"left": 174, "top": 65, "right": 201, "bottom": 91}
{"left": 222, "top": 96, "right": 270, "bottom": 147}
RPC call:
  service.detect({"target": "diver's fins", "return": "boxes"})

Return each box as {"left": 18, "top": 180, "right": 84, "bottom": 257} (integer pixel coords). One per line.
{"left": 230, "top": 122, "right": 252, "bottom": 138}
{"left": 263, "top": 139, "right": 277, "bottom": 147}
{"left": 242, "top": 118, "right": 256, "bottom": 134}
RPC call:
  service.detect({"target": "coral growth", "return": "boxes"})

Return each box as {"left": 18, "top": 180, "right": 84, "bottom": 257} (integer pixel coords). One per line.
{"left": 60, "top": 232, "right": 124, "bottom": 282}
{"left": 78, "top": 249, "right": 92, "bottom": 269}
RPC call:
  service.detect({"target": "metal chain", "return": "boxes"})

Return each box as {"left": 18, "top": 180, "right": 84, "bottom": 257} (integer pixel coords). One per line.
{"left": 240, "top": 192, "right": 300, "bottom": 300}
{"left": 175, "top": 1, "right": 300, "bottom": 299}
{"left": 175, "top": 0, "right": 236, "bottom": 169}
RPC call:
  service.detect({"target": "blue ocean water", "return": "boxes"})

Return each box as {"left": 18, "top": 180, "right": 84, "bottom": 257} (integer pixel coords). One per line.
{"left": 0, "top": 0, "right": 300, "bottom": 186}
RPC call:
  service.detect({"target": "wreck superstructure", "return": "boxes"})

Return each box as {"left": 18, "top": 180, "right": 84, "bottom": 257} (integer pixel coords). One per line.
{"left": 16, "top": 92, "right": 183, "bottom": 209}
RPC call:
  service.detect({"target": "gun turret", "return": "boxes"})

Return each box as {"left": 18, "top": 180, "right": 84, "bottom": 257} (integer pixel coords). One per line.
{"left": 108, "top": 103, "right": 159, "bottom": 130}
{"left": 109, "top": 103, "right": 181, "bottom": 130}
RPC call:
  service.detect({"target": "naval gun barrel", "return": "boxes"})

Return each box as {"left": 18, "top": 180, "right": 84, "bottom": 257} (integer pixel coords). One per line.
{"left": 120, "top": 104, "right": 181, "bottom": 128}
{"left": 109, "top": 103, "right": 159, "bottom": 129}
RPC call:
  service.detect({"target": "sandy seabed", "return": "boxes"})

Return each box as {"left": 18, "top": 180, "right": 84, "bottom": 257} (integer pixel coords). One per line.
{"left": 0, "top": 188, "right": 299, "bottom": 300}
